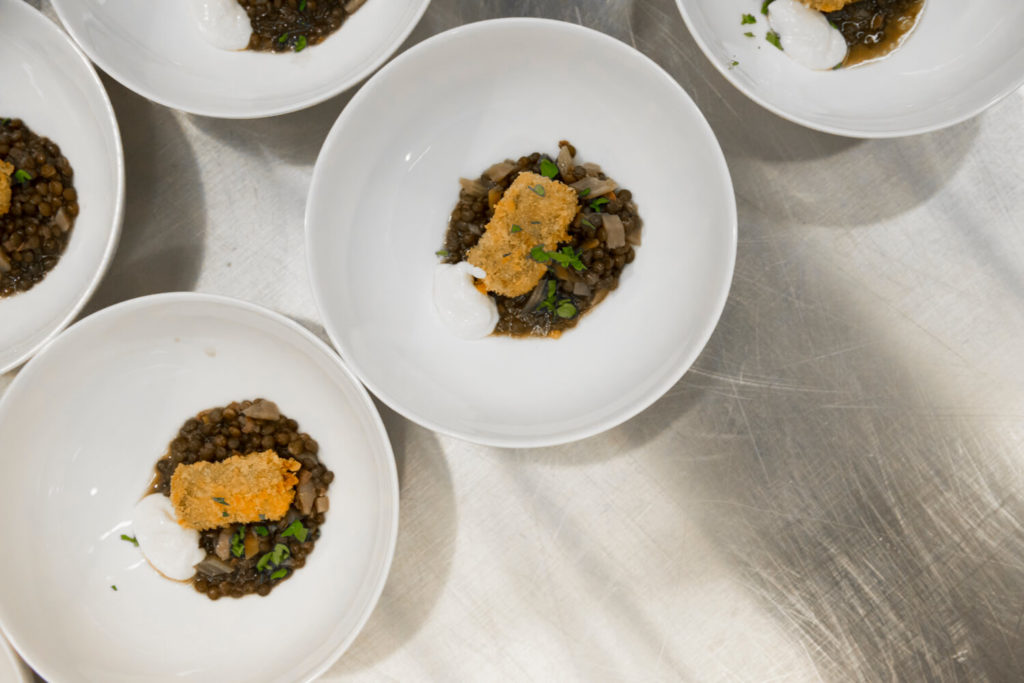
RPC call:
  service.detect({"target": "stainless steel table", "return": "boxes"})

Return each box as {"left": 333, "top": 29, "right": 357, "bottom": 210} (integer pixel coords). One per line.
{"left": 8, "top": 1, "right": 1024, "bottom": 680}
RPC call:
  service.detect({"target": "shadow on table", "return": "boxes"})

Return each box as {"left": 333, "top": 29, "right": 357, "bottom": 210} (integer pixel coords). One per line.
{"left": 327, "top": 401, "right": 458, "bottom": 675}
{"left": 80, "top": 75, "right": 206, "bottom": 316}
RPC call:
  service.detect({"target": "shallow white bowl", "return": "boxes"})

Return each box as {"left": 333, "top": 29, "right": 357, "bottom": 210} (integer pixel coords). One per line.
{"left": 0, "top": 294, "right": 399, "bottom": 682}
{"left": 0, "top": 0, "right": 124, "bottom": 373}
{"left": 306, "top": 18, "right": 737, "bottom": 448}
{"left": 51, "top": 0, "right": 431, "bottom": 118}
{"left": 676, "top": 0, "right": 1024, "bottom": 137}
{"left": 0, "top": 633, "right": 31, "bottom": 683}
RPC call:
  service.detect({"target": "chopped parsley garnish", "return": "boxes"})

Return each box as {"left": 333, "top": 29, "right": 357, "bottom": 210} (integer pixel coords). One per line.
{"left": 510, "top": 225, "right": 522, "bottom": 233}
{"left": 729, "top": 60, "right": 740, "bottom": 69}
{"left": 539, "top": 158, "right": 559, "bottom": 179}
{"left": 212, "top": 497, "right": 229, "bottom": 505}
{"left": 581, "top": 217, "right": 596, "bottom": 230}
{"left": 761, "top": 0, "right": 775, "bottom": 15}
{"left": 537, "top": 281, "right": 558, "bottom": 313}
{"left": 555, "top": 302, "right": 577, "bottom": 319}
{"left": 530, "top": 246, "right": 586, "bottom": 272}
{"left": 578, "top": 188, "right": 591, "bottom": 197}
{"left": 253, "top": 525, "right": 269, "bottom": 537}
{"left": 221, "top": 511, "right": 229, "bottom": 518}
{"left": 744, "top": 31, "right": 754, "bottom": 37}
{"left": 766, "top": 31, "right": 782, "bottom": 50}
{"left": 111, "top": 585, "right": 117, "bottom": 591}
{"left": 120, "top": 534, "right": 139, "bottom": 547}
{"left": 13, "top": 169, "right": 32, "bottom": 185}
{"left": 530, "top": 184, "right": 546, "bottom": 197}
{"left": 741, "top": 13, "right": 756, "bottom": 24}
{"left": 278, "top": 33, "right": 289, "bottom": 44}
{"left": 295, "top": 35, "right": 308, "bottom": 52}
{"left": 1, "top": 118, "right": 10, "bottom": 126}
{"left": 435, "top": 249, "right": 449, "bottom": 257}
{"left": 270, "top": 568, "right": 288, "bottom": 580}
{"left": 257, "top": 543, "right": 291, "bottom": 573}
{"left": 299, "top": 0, "right": 307, "bottom": 10}
{"left": 589, "top": 197, "right": 609, "bottom": 212}
{"left": 231, "top": 526, "right": 246, "bottom": 558}
{"left": 281, "top": 520, "right": 308, "bottom": 543}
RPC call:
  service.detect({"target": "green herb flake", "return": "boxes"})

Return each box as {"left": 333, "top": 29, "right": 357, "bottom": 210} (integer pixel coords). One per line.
{"left": 761, "top": 0, "right": 775, "bottom": 15}
{"left": 579, "top": 188, "right": 591, "bottom": 197}
{"left": 766, "top": 31, "right": 782, "bottom": 50}
{"left": 111, "top": 585, "right": 117, "bottom": 591}
{"left": 278, "top": 33, "right": 289, "bottom": 44}
{"left": 221, "top": 511, "right": 229, "bottom": 518}
{"left": 744, "top": 31, "right": 755, "bottom": 37}
{"left": 435, "top": 249, "right": 449, "bottom": 257}
{"left": 295, "top": 35, "right": 308, "bottom": 52}
{"left": 212, "top": 496, "right": 229, "bottom": 505}
{"left": 530, "top": 245, "right": 552, "bottom": 264}
{"left": 539, "top": 158, "right": 559, "bottom": 179}
{"left": 281, "top": 520, "right": 309, "bottom": 543}
{"left": 13, "top": 169, "right": 32, "bottom": 185}
{"left": 231, "top": 526, "right": 246, "bottom": 558}
{"left": 555, "top": 301, "right": 577, "bottom": 319}
{"left": 530, "top": 184, "right": 546, "bottom": 197}
{"left": 538, "top": 280, "right": 558, "bottom": 313}
{"left": 299, "top": 0, "right": 307, "bottom": 10}
{"left": 120, "top": 534, "right": 139, "bottom": 547}
{"left": 581, "top": 217, "right": 596, "bottom": 230}
{"left": 1, "top": 118, "right": 10, "bottom": 126}
{"left": 510, "top": 225, "right": 522, "bottom": 233}
{"left": 589, "top": 197, "right": 609, "bottom": 212}
{"left": 254, "top": 525, "right": 269, "bottom": 537}
{"left": 741, "top": 13, "right": 756, "bottom": 24}
{"left": 270, "top": 568, "right": 288, "bottom": 580}
{"left": 256, "top": 552, "right": 272, "bottom": 573}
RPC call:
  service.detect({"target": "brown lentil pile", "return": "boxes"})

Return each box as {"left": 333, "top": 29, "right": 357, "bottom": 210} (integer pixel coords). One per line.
{"left": 151, "top": 399, "right": 333, "bottom": 600}
{"left": 0, "top": 118, "right": 78, "bottom": 298}
{"left": 826, "top": 0, "right": 924, "bottom": 67}
{"left": 440, "top": 141, "right": 642, "bottom": 337}
{"left": 236, "top": 0, "right": 367, "bottom": 53}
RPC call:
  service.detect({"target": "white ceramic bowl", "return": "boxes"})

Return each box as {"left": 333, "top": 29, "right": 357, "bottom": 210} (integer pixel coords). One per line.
{"left": 51, "top": 0, "right": 431, "bottom": 118}
{"left": 0, "top": 294, "right": 399, "bottom": 682}
{"left": 0, "top": 633, "right": 32, "bottom": 683}
{"left": 676, "top": 0, "right": 1024, "bottom": 137}
{"left": 306, "top": 18, "right": 737, "bottom": 448}
{"left": 0, "top": 0, "right": 124, "bottom": 374}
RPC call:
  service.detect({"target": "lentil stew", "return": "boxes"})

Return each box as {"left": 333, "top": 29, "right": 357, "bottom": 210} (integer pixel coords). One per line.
{"left": 238, "top": 0, "right": 368, "bottom": 52}
{"left": 826, "top": 0, "right": 925, "bottom": 67}
{"left": 0, "top": 118, "right": 78, "bottom": 298}
{"left": 151, "top": 399, "right": 333, "bottom": 599}
{"left": 440, "top": 141, "right": 642, "bottom": 338}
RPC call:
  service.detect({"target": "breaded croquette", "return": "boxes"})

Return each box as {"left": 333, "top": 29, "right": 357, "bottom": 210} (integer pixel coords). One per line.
{"left": 800, "top": 0, "right": 855, "bottom": 11}
{"left": 466, "top": 171, "right": 579, "bottom": 298}
{"left": 170, "top": 450, "right": 301, "bottom": 530}
{"left": 0, "top": 160, "right": 13, "bottom": 216}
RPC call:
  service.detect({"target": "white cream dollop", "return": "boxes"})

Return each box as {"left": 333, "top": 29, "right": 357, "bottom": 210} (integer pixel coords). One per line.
{"left": 189, "top": 0, "right": 252, "bottom": 51}
{"left": 433, "top": 262, "right": 499, "bottom": 340}
{"left": 132, "top": 494, "right": 207, "bottom": 581}
{"left": 768, "top": 0, "right": 849, "bottom": 71}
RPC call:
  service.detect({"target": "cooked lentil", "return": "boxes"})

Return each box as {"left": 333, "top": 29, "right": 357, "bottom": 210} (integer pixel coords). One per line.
{"left": 151, "top": 399, "right": 333, "bottom": 600}
{"left": 0, "top": 118, "right": 77, "bottom": 297}
{"left": 237, "top": 0, "right": 365, "bottom": 53}
{"left": 440, "top": 141, "right": 642, "bottom": 338}
{"left": 826, "top": 0, "right": 924, "bottom": 67}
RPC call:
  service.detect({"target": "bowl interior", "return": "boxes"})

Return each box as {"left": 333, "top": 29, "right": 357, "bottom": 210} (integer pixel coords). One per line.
{"left": 307, "top": 19, "right": 736, "bottom": 447}
{"left": 0, "top": 295, "right": 398, "bottom": 682}
{"left": 51, "top": 0, "right": 430, "bottom": 117}
{"left": 0, "top": 0, "right": 123, "bottom": 373}
{"left": 676, "top": 0, "right": 1024, "bottom": 136}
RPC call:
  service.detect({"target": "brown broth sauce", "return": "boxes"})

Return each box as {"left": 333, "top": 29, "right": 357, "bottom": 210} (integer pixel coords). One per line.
{"left": 826, "top": 0, "right": 925, "bottom": 67}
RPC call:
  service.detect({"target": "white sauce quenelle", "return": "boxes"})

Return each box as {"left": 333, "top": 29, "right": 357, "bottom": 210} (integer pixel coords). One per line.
{"left": 132, "top": 494, "right": 207, "bottom": 581}
{"left": 433, "top": 262, "right": 499, "bottom": 340}
{"left": 768, "top": 0, "right": 848, "bottom": 71}
{"left": 189, "top": 0, "right": 252, "bottom": 51}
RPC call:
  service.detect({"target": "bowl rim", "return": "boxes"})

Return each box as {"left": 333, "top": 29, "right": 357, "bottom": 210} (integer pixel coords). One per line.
{"left": 49, "top": 0, "right": 433, "bottom": 119}
{"left": 673, "top": 0, "right": 1024, "bottom": 139}
{"left": 0, "top": 291, "right": 400, "bottom": 683}
{"left": 0, "top": 0, "right": 126, "bottom": 375}
{"left": 305, "top": 16, "right": 738, "bottom": 449}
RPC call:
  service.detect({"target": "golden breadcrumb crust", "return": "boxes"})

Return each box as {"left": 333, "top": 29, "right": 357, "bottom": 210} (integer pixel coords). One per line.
{"left": 170, "top": 450, "right": 300, "bottom": 530}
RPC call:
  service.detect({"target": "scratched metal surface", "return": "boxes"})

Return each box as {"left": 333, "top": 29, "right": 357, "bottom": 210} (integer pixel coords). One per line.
{"left": 5, "top": 0, "right": 1024, "bottom": 680}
